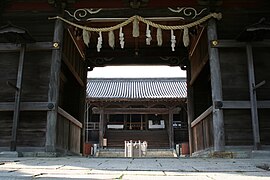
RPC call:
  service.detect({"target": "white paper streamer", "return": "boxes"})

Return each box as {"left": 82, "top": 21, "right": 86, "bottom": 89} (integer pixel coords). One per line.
{"left": 146, "top": 24, "right": 152, "bottom": 45}
{"left": 97, "top": 31, "right": 102, "bottom": 52}
{"left": 171, "top": 30, "right": 176, "bottom": 51}
{"left": 132, "top": 18, "right": 140, "bottom": 37}
{"left": 183, "top": 28, "right": 190, "bottom": 47}
{"left": 82, "top": 29, "right": 91, "bottom": 47}
{"left": 108, "top": 30, "right": 115, "bottom": 49}
{"left": 157, "top": 28, "right": 162, "bottom": 46}
{"left": 119, "top": 27, "right": 125, "bottom": 49}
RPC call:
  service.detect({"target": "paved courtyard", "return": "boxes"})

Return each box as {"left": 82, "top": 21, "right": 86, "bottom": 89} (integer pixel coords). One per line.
{"left": 0, "top": 157, "right": 269, "bottom": 179}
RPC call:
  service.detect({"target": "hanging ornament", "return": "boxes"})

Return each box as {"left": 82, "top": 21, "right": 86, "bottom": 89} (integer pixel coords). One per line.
{"left": 157, "top": 28, "right": 162, "bottom": 46}
{"left": 82, "top": 29, "right": 91, "bottom": 47}
{"left": 171, "top": 30, "right": 176, "bottom": 51}
{"left": 97, "top": 31, "right": 102, "bottom": 52}
{"left": 146, "top": 24, "right": 152, "bottom": 45}
{"left": 132, "top": 18, "right": 140, "bottom": 37}
{"left": 108, "top": 30, "right": 115, "bottom": 49}
{"left": 119, "top": 27, "right": 125, "bottom": 49}
{"left": 183, "top": 27, "right": 190, "bottom": 47}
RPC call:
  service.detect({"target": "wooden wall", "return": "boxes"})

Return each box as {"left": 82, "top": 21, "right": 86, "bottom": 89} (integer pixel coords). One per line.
{"left": 253, "top": 48, "right": 270, "bottom": 145}
{"left": 220, "top": 48, "right": 249, "bottom": 101}
{"left": 56, "top": 29, "right": 87, "bottom": 154}
{"left": 189, "top": 29, "right": 214, "bottom": 153}
{"left": 0, "top": 50, "right": 51, "bottom": 149}
{"left": 220, "top": 47, "right": 270, "bottom": 146}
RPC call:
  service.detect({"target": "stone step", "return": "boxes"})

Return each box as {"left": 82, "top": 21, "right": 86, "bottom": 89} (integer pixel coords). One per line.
{"left": 97, "top": 149, "right": 176, "bottom": 158}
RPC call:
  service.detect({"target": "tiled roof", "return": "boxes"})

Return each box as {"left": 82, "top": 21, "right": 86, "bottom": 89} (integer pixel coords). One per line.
{"left": 86, "top": 78, "right": 186, "bottom": 100}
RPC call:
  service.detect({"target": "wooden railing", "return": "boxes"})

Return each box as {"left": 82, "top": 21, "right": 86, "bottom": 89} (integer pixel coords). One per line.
{"left": 86, "top": 122, "right": 99, "bottom": 130}
{"left": 191, "top": 106, "right": 213, "bottom": 152}
{"left": 57, "top": 107, "right": 82, "bottom": 154}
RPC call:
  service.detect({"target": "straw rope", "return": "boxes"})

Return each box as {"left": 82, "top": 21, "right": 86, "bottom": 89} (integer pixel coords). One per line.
{"left": 48, "top": 12, "right": 222, "bottom": 32}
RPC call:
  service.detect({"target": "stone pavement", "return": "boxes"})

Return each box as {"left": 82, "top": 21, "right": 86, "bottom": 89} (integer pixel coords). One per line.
{"left": 0, "top": 157, "right": 269, "bottom": 179}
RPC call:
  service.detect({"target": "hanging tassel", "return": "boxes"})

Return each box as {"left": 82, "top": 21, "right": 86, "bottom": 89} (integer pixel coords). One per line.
{"left": 171, "top": 30, "right": 176, "bottom": 51}
{"left": 82, "top": 29, "right": 91, "bottom": 47}
{"left": 108, "top": 30, "right": 115, "bottom": 49}
{"left": 146, "top": 24, "right": 152, "bottom": 45}
{"left": 132, "top": 18, "right": 140, "bottom": 37}
{"left": 97, "top": 31, "right": 102, "bottom": 52}
{"left": 157, "top": 28, "right": 162, "bottom": 46}
{"left": 183, "top": 27, "right": 190, "bottom": 47}
{"left": 119, "top": 27, "right": 125, "bottom": 49}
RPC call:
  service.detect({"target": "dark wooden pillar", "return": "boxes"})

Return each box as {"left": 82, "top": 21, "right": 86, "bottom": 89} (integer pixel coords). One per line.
{"left": 246, "top": 43, "right": 260, "bottom": 150}
{"left": 207, "top": 19, "right": 225, "bottom": 152}
{"left": 187, "top": 62, "right": 194, "bottom": 155}
{"left": 99, "top": 108, "right": 104, "bottom": 148}
{"left": 168, "top": 109, "right": 174, "bottom": 148}
{"left": 45, "top": 19, "right": 64, "bottom": 152}
{"left": 124, "top": 114, "right": 127, "bottom": 130}
{"left": 10, "top": 44, "right": 26, "bottom": 151}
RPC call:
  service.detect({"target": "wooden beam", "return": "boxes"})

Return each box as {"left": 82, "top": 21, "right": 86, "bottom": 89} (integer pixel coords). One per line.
{"left": 187, "top": 61, "right": 194, "bottom": 155}
{"left": 191, "top": 106, "right": 213, "bottom": 128}
{"left": 45, "top": 19, "right": 64, "bottom": 152}
{"left": 0, "top": 102, "right": 55, "bottom": 111}
{"left": 213, "top": 100, "right": 270, "bottom": 109}
{"left": 207, "top": 19, "right": 225, "bottom": 152}
{"left": 0, "top": 42, "right": 56, "bottom": 52}
{"left": 221, "top": 101, "right": 251, "bottom": 109}
{"left": 189, "top": 26, "right": 205, "bottom": 58}
{"left": 93, "top": 108, "right": 181, "bottom": 114}
{"left": 211, "top": 40, "right": 270, "bottom": 48}
{"left": 58, "top": 107, "right": 82, "bottom": 128}
{"left": 258, "top": 101, "right": 270, "bottom": 108}
{"left": 246, "top": 43, "right": 260, "bottom": 150}
{"left": 10, "top": 44, "right": 25, "bottom": 151}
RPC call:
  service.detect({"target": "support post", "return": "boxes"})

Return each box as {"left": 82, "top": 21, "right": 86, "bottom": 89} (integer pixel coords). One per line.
{"left": 99, "top": 108, "right": 104, "bottom": 148}
{"left": 246, "top": 43, "right": 260, "bottom": 150}
{"left": 207, "top": 18, "right": 225, "bottom": 152}
{"left": 168, "top": 109, "right": 174, "bottom": 149}
{"left": 45, "top": 19, "right": 64, "bottom": 152}
{"left": 187, "top": 61, "right": 194, "bottom": 155}
{"left": 10, "top": 44, "right": 26, "bottom": 151}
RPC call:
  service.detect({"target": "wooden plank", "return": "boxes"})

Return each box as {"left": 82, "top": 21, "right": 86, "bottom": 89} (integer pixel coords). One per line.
{"left": 0, "top": 102, "right": 55, "bottom": 111}
{"left": 58, "top": 107, "right": 82, "bottom": 128}
{"left": 207, "top": 19, "right": 225, "bottom": 152}
{"left": 191, "top": 106, "right": 213, "bottom": 128}
{"left": 62, "top": 54, "right": 84, "bottom": 87}
{"left": 190, "top": 54, "right": 209, "bottom": 85}
{"left": 246, "top": 43, "right": 260, "bottom": 149}
{"left": 10, "top": 44, "right": 25, "bottom": 151}
{"left": 0, "top": 42, "right": 55, "bottom": 52}
{"left": 45, "top": 19, "right": 64, "bottom": 152}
